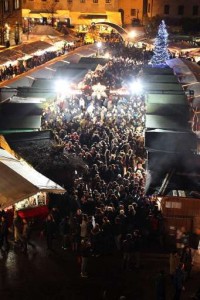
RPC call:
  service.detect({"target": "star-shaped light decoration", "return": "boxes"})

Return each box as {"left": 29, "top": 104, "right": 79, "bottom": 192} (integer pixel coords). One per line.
{"left": 91, "top": 83, "right": 107, "bottom": 100}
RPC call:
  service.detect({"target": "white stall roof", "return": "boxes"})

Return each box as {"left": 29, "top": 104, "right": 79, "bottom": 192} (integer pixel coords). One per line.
{"left": 0, "top": 149, "right": 65, "bottom": 208}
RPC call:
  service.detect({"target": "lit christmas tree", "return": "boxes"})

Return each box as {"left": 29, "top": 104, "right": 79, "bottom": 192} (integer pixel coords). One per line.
{"left": 151, "top": 20, "right": 170, "bottom": 67}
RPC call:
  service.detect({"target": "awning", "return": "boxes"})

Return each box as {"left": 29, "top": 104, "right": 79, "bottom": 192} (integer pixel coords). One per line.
{"left": 146, "top": 115, "right": 190, "bottom": 131}
{"left": 0, "top": 49, "right": 24, "bottom": 65}
{"left": 144, "top": 82, "right": 184, "bottom": 92}
{"left": 146, "top": 103, "right": 189, "bottom": 118}
{"left": 28, "top": 12, "right": 65, "bottom": 19}
{"left": 146, "top": 93, "right": 187, "bottom": 105}
{"left": 0, "top": 41, "right": 53, "bottom": 66}
{"left": 145, "top": 129, "right": 196, "bottom": 152}
{"left": 0, "top": 149, "right": 65, "bottom": 208}
{"left": 0, "top": 116, "right": 41, "bottom": 130}
{"left": 55, "top": 67, "right": 89, "bottom": 83}
{"left": 141, "top": 74, "right": 178, "bottom": 83}
{"left": 22, "top": 9, "right": 70, "bottom": 19}
{"left": 30, "top": 25, "right": 63, "bottom": 36}
{"left": 79, "top": 14, "right": 107, "bottom": 19}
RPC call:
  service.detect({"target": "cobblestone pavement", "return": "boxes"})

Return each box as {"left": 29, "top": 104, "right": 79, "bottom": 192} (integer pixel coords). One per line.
{"left": 0, "top": 235, "right": 200, "bottom": 300}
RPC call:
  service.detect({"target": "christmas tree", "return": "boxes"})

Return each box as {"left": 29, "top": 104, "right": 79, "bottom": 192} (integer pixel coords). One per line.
{"left": 151, "top": 20, "right": 170, "bottom": 67}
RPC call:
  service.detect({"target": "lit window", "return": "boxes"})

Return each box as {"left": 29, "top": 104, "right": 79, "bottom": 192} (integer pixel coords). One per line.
{"left": 164, "top": 5, "right": 170, "bottom": 15}
{"left": 14, "top": 0, "right": 20, "bottom": 9}
{"left": 193, "top": 5, "right": 199, "bottom": 15}
{"left": 105, "top": 0, "right": 111, "bottom": 3}
{"left": 131, "top": 9, "right": 136, "bottom": 16}
{"left": 178, "top": 5, "right": 184, "bottom": 15}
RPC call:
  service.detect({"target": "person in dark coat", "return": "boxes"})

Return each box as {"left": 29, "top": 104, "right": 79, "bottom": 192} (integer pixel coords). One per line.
{"left": 21, "top": 218, "right": 35, "bottom": 253}
{"left": 0, "top": 215, "right": 9, "bottom": 252}
{"left": 122, "top": 234, "right": 133, "bottom": 270}
{"left": 80, "top": 238, "right": 91, "bottom": 278}
{"left": 181, "top": 246, "right": 193, "bottom": 280}
{"left": 173, "top": 263, "right": 185, "bottom": 300}
{"left": 155, "top": 270, "right": 166, "bottom": 300}
{"left": 43, "top": 214, "right": 56, "bottom": 250}
{"left": 59, "top": 216, "right": 70, "bottom": 250}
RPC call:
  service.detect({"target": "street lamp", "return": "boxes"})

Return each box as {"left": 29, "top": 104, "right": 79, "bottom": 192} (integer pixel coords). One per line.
{"left": 130, "top": 80, "right": 143, "bottom": 95}
{"left": 127, "top": 30, "right": 136, "bottom": 47}
{"left": 128, "top": 31, "right": 136, "bottom": 39}
{"left": 55, "top": 79, "right": 71, "bottom": 102}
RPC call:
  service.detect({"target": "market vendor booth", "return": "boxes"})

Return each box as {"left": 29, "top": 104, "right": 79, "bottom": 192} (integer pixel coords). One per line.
{"left": 0, "top": 146, "right": 65, "bottom": 221}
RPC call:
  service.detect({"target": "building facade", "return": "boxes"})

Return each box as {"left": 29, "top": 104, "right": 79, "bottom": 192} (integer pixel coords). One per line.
{"left": 22, "top": 0, "right": 122, "bottom": 32}
{"left": 0, "top": 0, "right": 199, "bottom": 46}
{"left": 118, "top": 0, "right": 147, "bottom": 26}
{"left": 146, "top": 0, "right": 199, "bottom": 19}
{"left": 0, "top": 0, "right": 21, "bottom": 45}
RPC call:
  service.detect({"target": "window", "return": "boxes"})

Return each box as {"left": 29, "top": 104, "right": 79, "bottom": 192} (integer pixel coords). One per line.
{"left": 14, "top": 0, "right": 20, "bottom": 9}
{"left": 193, "top": 5, "right": 199, "bottom": 15}
{"left": 4, "top": 0, "right": 9, "bottom": 11}
{"left": 148, "top": 3, "right": 150, "bottom": 13}
{"left": 105, "top": 0, "right": 111, "bottom": 3}
{"left": 131, "top": 9, "right": 136, "bottom": 16}
{"left": 80, "top": 0, "right": 85, "bottom": 2}
{"left": 93, "top": 0, "right": 98, "bottom": 3}
{"left": 164, "top": 5, "right": 170, "bottom": 15}
{"left": 178, "top": 5, "right": 184, "bottom": 15}
{"left": 68, "top": 0, "right": 72, "bottom": 2}
{"left": 165, "top": 201, "right": 182, "bottom": 209}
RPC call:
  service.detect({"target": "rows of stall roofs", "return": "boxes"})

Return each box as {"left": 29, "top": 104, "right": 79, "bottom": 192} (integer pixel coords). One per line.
{"left": 141, "top": 66, "right": 198, "bottom": 196}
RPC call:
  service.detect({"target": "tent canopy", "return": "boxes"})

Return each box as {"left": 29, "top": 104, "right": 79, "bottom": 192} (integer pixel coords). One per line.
{"left": 55, "top": 67, "right": 88, "bottom": 82}
{"left": 30, "top": 25, "right": 63, "bottom": 36}
{"left": 0, "top": 116, "right": 41, "bottom": 130}
{"left": 146, "top": 93, "right": 188, "bottom": 105}
{"left": 0, "top": 149, "right": 65, "bottom": 208}
{"left": 141, "top": 74, "right": 179, "bottom": 83}
{"left": 17, "top": 86, "right": 56, "bottom": 100}
{"left": 146, "top": 115, "right": 190, "bottom": 131}
{"left": 145, "top": 130, "right": 196, "bottom": 152}
{"left": 0, "top": 102, "right": 43, "bottom": 116}
{"left": 79, "top": 57, "right": 108, "bottom": 66}
{"left": 60, "top": 63, "right": 98, "bottom": 71}
{"left": 142, "top": 66, "right": 174, "bottom": 75}
{"left": 144, "top": 82, "right": 183, "bottom": 92}
{"left": 146, "top": 103, "right": 189, "bottom": 119}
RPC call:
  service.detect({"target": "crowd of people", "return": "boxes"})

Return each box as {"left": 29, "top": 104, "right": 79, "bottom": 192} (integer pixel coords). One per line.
{"left": 0, "top": 42, "right": 75, "bottom": 82}
{"left": 40, "top": 43, "right": 166, "bottom": 274}
{"left": 41, "top": 41, "right": 199, "bottom": 297}
{"left": 0, "top": 37, "right": 199, "bottom": 298}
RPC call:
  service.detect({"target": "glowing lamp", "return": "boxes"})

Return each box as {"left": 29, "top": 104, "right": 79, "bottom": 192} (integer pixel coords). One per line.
{"left": 131, "top": 80, "right": 143, "bottom": 94}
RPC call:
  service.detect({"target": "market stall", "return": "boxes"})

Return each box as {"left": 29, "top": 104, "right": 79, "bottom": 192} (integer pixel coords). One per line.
{"left": 0, "top": 148, "right": 65, "bottom": 214}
